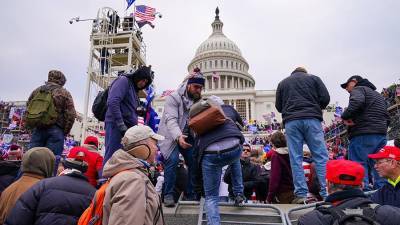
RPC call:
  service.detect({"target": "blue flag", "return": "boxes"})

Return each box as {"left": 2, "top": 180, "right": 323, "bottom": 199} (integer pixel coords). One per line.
{"left": 126, "top": 0, "right": 136, "bottom": 10}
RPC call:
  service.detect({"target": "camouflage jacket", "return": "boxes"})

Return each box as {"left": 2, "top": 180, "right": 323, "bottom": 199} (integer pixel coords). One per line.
{"left": 27, "top": 71, "right": 76, "bottom": 134}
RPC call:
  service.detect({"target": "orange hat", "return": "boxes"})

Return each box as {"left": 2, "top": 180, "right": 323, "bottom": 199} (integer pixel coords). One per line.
{"left": 84, "top": 136, "right": 99, "bottom": 148}
{"left": 368, "top": 146, "right": 400, "bottom": 161}
{"left": 326, "top": 160, "right": 364, "bottom": 186}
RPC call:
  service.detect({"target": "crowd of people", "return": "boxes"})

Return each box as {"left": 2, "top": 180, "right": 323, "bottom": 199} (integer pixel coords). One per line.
{"left": 0, "top": 67, "right": 399, "bottom": 225}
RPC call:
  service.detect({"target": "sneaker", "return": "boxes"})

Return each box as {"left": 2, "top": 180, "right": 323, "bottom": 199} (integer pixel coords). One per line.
{"left": 291, "top": 196, "right": 307, "bottom": 204}
{"left": 234, "top": 194, "right": 246, "bottom": 207}
{"left": 164, "top": 195, "right": 175, "bottom": 207}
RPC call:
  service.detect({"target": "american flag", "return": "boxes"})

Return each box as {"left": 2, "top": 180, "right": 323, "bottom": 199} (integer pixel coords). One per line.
{"left": 160, "top": 90, "right": 175, "bottom": 98}
{"left": 134, "top": 5, "right": 156, "bottom": 22}
{"left": 212, "top": 71, "right": 220, "bottom": 81}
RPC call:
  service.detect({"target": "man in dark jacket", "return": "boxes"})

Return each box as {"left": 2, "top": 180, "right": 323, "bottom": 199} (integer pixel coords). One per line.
{"left": 298, "top": 160, "right": 400, "bottom": 225}
{"left": 195, "top": 95, "right": 245, "bottom": 225}
{"left": 4, "top": 153, "right": 95, "bottom": 225}
{"left": 275, "top": 67, "right": 330, "bottom": 203}
{"left": 27, "top": 70, "right": 76, "bottom": 157}
{"left": 104, "top": 65, "right": 153, "bottom": 165}
{"left": 0, "top": 160, "right": 20, "bottom": 196}
{"left": 368, "top": 146, "right": 400, "bottom": 207}
{"left": 341, "top": 75, "right": 390, "bottom": 190}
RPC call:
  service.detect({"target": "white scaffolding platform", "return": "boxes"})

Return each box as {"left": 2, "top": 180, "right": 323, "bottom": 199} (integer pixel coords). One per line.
{"left": 81, "top": 7, "right": 146, "bottom": 140}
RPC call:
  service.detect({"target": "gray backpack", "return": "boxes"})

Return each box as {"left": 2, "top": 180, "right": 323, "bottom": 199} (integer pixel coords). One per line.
{"left": 316, "top": 198, "right": 381, "bottom": 225}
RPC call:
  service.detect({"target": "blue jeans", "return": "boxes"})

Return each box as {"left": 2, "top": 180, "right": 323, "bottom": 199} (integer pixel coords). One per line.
{"left": 202, "top": 146, "right": 244, "bottom": 225}
{"left": 103, "top": 122, "right": 123, "bottom": 166}
{"left": 163, "top": 145, "right": 196, "bottom": 198}
{"left": 348, "top": 134, "right": 387, "bottom": 190}
{"left": 29, "top": 125, "right": 64, "bottom": 156}
{"left": 285, "top": 119, "right": 328, "bottom": 198}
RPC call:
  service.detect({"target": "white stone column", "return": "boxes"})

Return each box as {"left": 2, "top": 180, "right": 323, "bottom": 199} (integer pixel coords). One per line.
{"left": 246, "top": 99, "right": 250, "bottom": 121}
{"left": 233, "top": 99, "right": 237, "bottom": 110}
{"left": 250, "top": 99, "right": 255, "bottom": 120}
{"left": 231, "top": 76, "right": 234, "bottom": 89}
{"left": 218, "top": 75, "right": 222, "bottom": 90}
{"left": 205, "top": 76, "right": 209, "bottom": 91}
{"left": 211, "top": 77, "right": 215, "bottom": 90}
{"left": 225, "top": 76, "right": 228, "bottom": 89}
{"left": 242, "top": 79, "right": 245, "bottom": 90}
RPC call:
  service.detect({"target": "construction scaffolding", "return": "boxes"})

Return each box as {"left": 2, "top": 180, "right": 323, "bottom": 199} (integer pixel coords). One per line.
{"left": 81, "top": 7, "right": 146, "bottom": 140}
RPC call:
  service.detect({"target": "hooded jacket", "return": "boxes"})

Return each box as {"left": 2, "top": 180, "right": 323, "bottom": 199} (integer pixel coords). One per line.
{"left": 102, "top": 150, "right": 164, "bottom": 225}
{"left": 0, "top": 147, "right": 55, "bottom": 224}
{"left": 27, "top": 70, "right": 76, "bottom": 134}
{"left": 267, "top": 147, "right": 294, "bottom": 203}
{"left": 275, "top": 71, "right": 330, "bottom": 124}
{"left": 5, "top": 171, "right": 95, "bottom": 225}
{"left": 341, "top": 79, "right": 390, "bottom": 139}
{"left": 157, "top": 82, "right": 194, "bottom": 160}
{"left": 105, "top": 76, "right": 139, "bottom": 128}
{"left": 105, "top": 67, "right": 153, "bottom": 128}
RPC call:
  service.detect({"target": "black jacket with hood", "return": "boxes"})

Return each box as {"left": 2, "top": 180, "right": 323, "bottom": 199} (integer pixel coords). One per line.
{"left": 341, "top": 79, "right": 390, "bottom": 139}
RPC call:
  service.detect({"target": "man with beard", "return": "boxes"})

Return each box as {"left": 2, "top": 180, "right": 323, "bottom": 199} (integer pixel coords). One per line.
{"left": 104, "top": 65, "right": 153, "bottom": 165}
{"left": 158, "top": 68, "right": 204, "bottom": 207}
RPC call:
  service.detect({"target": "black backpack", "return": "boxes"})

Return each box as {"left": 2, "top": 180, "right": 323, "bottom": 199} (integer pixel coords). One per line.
{"left": 316, "top": 198, "right": 381, "bottom": 225}
{"left": 92, "top": 88, "right": 109, "bottom": 121}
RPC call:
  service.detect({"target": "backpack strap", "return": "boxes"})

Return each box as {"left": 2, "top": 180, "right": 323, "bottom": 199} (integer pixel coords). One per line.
{"left": 361, "top": 204, "right": 380, "bottom": 224}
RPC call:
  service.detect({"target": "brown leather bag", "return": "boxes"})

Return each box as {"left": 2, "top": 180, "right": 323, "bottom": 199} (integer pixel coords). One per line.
{"left": 189, "top": 98, "right": 226, "bottom": 135}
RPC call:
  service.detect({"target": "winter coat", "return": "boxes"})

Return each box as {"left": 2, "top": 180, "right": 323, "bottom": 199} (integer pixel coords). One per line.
{"left": 195, "top": 105, "right": 244, "bottom": 154}
{"left": 275, "top": 71, "right": 330, "bottom": 124}
{"left": 27, "top": 70, "right": 76, "bottom": 134}
{"left": 0, "top": 147, "right": 55, "bottom": 224}
{"left": 371, "top": 181, "right": 400, "bottom": 208}
{"left": 224, "top": 158, "right": 260, "bottom": 199}
{"left": 267, "top": 147, "right": 294, "bottom": 203}
{"left": 341, "top": 79, "right": 390, "bottom": 139}
{"left": 67, "top": 145, "right": 103, "bottom": 187}
{"left": 158, "top": 82, "right": 194, "bottom": 160}
{"left": 105, "top": 76, "right": 139, "bottom": 128}
{"left": 102, "top": 150, "right": 164, "bottom": 225}
{"left": 0, "top": 173, "right": 43, "bottom": 224}
{"left": 4, "top": 172, "right": 95, "bottom": 225}
{"left": 0, "top": 161, "right": 20, "bottom": 196}
{"left": 298, "top": 189, "right": 400, "bottom": 225}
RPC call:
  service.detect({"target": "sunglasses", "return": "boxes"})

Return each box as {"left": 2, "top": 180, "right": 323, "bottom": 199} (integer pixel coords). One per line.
{"left": 243, "top": 149, "right": 251, "bottom": 153}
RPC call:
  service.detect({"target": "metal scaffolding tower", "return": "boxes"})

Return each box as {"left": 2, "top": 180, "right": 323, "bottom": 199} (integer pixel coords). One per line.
{"left": 81, "top": 7, "right": 146, "bottom": 140}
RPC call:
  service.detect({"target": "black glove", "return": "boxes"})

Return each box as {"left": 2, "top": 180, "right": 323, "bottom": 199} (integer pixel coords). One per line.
{"left": 117, "top": 123, "right": 128, "bottom": 135}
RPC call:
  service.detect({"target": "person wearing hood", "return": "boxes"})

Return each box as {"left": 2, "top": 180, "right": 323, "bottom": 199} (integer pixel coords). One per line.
{"left": 27, "top": 70, "right": 76, "bottom": 158}
{"left": 4, "top": 151, "right": 95, "bottom": 225}
{"left": 157, "top": 68, "right": 204, "bottom": 207}
{"left": 102, "top": 125, "right": 165, "bottom": 225}
{"left": 275, "top": 67, "right": 330, "bottom": 204}
{"left": 67, "top": 136, "right": 103, "bottom": 187}
{"left": 0, "top": 147, "right": 55, "bottom": 224}
{"left": 341, "top": 75, "right": 390, "bottom": 190}
{"left": 267, "top": 131, "right": 294, "bottom": 204}
{"left": 104, "top": 65, "right": 153, "bottom": 165}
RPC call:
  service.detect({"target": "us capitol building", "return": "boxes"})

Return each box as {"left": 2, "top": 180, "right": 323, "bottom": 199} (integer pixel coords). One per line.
{"left": 153, "top": 8, "right": 280, "bottom": 123}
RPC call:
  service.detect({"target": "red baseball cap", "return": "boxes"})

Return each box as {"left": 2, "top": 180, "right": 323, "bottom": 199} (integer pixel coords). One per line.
{"left": 84, "top": 136, "right": 99, "bottom": 148}
{"left": 368, "top": 146, "right": 400, "bottom": 161}
{"left": 326, "top": 160, "right": 365, "bottom": 186}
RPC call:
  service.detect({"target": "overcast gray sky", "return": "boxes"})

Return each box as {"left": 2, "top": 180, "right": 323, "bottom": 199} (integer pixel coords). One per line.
{"left": 1, "top": 0, "right": 399, "bottom": 113}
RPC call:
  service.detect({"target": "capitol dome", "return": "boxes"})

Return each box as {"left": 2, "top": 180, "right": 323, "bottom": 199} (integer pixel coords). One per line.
{"left": 188, "top": 8, "right": 255, "bottom": 91}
